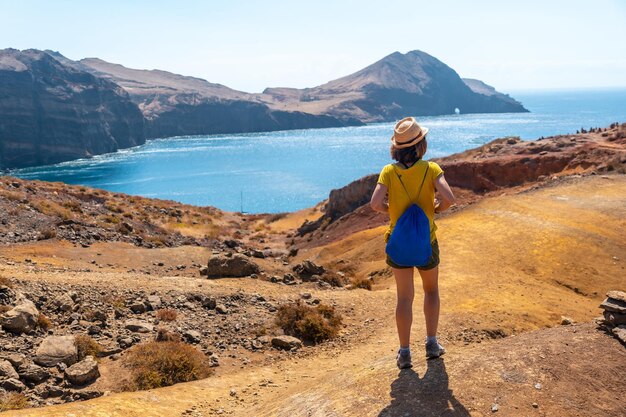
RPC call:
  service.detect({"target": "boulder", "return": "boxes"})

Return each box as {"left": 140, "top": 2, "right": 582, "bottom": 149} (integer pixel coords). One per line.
{"left": 0, "top": 359, "right": 19, "bottom": 379}
{"left": 125, "top": 319, "right": 154, "bottom": 333}
{"left": 64, "top": 356, "right": 100, "bottom": 385}
{"left": 34, "top": 335, "right": 78, "bottom": 367}
{"left": 271, "top": 335, "right": 303, "bottom": 350}
{"left": 17, "top": 363, "right": 50, "bottom": 384}
{"left": 1, "top": 296, "right": 39, "bottom": 334}
{"left": 206, "top": 254, "right": 260, "bottom": 278}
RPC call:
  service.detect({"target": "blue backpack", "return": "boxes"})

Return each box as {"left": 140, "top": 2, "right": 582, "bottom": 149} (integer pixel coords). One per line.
{"left": 385, "top": 164, "right": 432, "bottom": 267}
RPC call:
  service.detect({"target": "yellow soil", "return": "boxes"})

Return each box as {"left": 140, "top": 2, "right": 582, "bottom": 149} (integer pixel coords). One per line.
{"left": 2, "top": 174, "right": 625, "bottom": 416}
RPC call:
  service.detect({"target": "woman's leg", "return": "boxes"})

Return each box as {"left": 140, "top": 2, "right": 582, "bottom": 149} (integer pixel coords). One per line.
{"left": 393, "top": 267, "right": 415, "bottom": 347}
{"left": 417, "top": 266, "right": 440, "bottom": 337}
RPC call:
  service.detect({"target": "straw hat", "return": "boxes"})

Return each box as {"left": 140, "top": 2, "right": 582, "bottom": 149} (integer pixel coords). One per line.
{"left": 390, "top": 117, "right": 429, "bottom": 149}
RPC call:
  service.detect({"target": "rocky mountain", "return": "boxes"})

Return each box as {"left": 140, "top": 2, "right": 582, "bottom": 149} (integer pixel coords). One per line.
{"left": 0, "top": 49, "right": 145, "bottom": 169}
{"left": 258, "top": 50, "right": 528, "bottom": 122}
{"left": 0, "top": 48, "right": 528, "bottom": 169}
{"left": 78, "top": 57, "right": 356, "bottom": 138}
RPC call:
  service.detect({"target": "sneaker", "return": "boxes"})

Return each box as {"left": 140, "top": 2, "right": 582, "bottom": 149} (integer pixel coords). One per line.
{"left": 425, "top": 341, "right": 446, "bottom": 359}
{"left": 396, "top": 349, "right": 412, "bottom": 369}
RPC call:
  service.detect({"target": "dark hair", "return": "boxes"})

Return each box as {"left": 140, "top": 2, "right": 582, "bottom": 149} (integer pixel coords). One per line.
{"left": 390, "top": 138, "right": 428, "bottom": 165}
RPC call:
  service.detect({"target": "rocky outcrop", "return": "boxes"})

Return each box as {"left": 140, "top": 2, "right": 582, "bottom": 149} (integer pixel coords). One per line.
{"left": 600, "top": 290, "right": 626, "bottom": 345}
{"left": 0, "top": 49, "right": 145, "bottom": 169}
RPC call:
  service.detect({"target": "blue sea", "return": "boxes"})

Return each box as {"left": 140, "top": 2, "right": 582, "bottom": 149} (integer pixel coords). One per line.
{"left": 10, "top": 89, "right": 626, "bottom": 213}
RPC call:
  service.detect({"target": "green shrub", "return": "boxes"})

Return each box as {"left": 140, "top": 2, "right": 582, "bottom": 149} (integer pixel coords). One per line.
{"left": 123, "top": 341, "right": 212, "bottom": 390}
{"left": 276, "top": 301, "right": 342, "bottom": 343}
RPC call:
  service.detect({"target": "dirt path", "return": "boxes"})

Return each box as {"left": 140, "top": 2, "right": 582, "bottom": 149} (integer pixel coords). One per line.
{"left": 2, "top": 174, "right": 625, "bottom": 416}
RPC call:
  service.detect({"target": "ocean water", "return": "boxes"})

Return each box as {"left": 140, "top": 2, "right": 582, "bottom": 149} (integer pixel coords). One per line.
{"left": 10, "top": 89, "right": 626, "bottom": 213}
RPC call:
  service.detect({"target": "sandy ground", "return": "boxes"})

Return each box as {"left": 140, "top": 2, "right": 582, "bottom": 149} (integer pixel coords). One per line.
{"left": 1, "top": 174, "right": 625, "bottom": 416}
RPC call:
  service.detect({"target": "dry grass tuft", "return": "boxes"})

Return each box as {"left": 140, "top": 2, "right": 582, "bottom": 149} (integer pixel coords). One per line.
{"left": 0, "top": 275, "right": 14, "bottom": 288}
{"left": 36, "top": 313, "right": 53, "bottom": 331}
{"left": 0, "top": 392, "right": 29, "bottom": 411}
{"left": 123, "top": 341, "right": 212, "bottom": 390}
{"left": 276, "top": 301, "right": 342, "bottom": 343}
{"left": 75, "top": 335, "right": 104, "bottom": 361}
{"left": 156, "top": 309, "right": 178, "bottom": 322}
{"left": 350, "top": 277, "right": 373, "bottom": 290}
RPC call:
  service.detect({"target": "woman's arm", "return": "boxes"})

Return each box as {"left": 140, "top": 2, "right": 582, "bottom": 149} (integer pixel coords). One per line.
{"left": 434, "top": 174, "right": 455, "bottom": 213}
{"left": 370, "top": 183, "right": 389, "bottom": 214}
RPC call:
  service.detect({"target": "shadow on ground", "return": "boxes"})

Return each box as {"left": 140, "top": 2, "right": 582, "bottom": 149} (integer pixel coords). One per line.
{"left": 378, "top": 359, "right": 470, "bottom": 417}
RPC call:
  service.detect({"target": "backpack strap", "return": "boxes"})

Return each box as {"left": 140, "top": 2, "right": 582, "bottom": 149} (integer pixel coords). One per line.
{"left": 393, "top": 162, "right": 430, "bottom": 203}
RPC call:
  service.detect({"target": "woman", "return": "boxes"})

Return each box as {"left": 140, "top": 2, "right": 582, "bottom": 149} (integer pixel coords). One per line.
{"left": 370, "top": 117, "right": 455, "bottom": 369}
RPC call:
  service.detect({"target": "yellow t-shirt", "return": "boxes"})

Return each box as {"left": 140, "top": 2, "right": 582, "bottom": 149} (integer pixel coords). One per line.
{"left": 377, "top": 160, "right": 444, "bottom": 243}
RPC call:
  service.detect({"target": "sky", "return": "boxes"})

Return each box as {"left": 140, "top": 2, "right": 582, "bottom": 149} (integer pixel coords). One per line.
{"left": 1, "top": 0, "right": 625, "bottom": 94}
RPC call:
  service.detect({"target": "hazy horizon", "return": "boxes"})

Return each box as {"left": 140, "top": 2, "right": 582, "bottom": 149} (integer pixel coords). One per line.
{"left": 2, "top": 1, "right": 625, "bottom": 94}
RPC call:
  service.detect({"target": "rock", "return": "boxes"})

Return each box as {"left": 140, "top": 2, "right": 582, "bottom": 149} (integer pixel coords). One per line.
{"left": 89, "top": 310, "right": 107, "bottom": 324}
{"left": 125, "top": 319, "right": 154, "bottom": 333}
{"left": 271, "top": 336, "right": 303, "bottom": 350}
{"left": 1, "top": 296, "right": 39, "bottom": 334}
{"left": 64, "top": 356, "right": 100, "bottom": 385}
{"left": 560, "top": 316, "right": 573, "bottom": 325}
{"left": 606, "top": 290, "right": 626, "bottom": 303}
{"left": 491, "top": 403, "right": 499, "bottom": 412}
{"left": 1, "top": 353, "right": 25, "bottom": 369}
{"left": 17, "top": 363, "right": 50, "bottom": 384}
{"left": 183, "top": 330, "right": 202, "bottom": 344}
{"left": 600, "top": 298, "right": 626, "bottom": 314}
{"left": 603, "top": 311, "right": 626, "bottom": 326}
{"left": 200, "top": 296, "right": 217, "bottom": 310}
{"left": 206, "top": 254, "right": 260, "bottom": 278}
{"left": 87, "top": 325, "right": 102, "bottom": 335}
{"left": 209, "top": 353, "right": 219, "bottom": 367}
{"left": 34, "top": 335, "right": 78, "bottom": 367}
{"left": 0, "top": 359, "right": 19, "bottom": 379}
{"left": 612, "top": 325, "right": 626, "bottom": 345}
{"left": 34, "top": 383, "right": 65, "bottom": 399}
{"left": 215, "top": 304, "right": 229, "bottom": 314}
{"left": 293, "top": 261, "right": 325, "bottom": 280}
{"left": 156, "top": 327, "right": 181, "bottom": 342}
{"left": 146, "top": 295, "right": 162, "bottom": 311}
{"left": 199, "top": 266, "right": 208, "bottom": 276}
{"left": 0, "top": 377, "right": 26, "bottom": 392}
{"left": 250, "top": 250, "right": 265, "bottom": 259}
{"left": 67, "top": 388, "right": 103, "bottom": 400}
{"left": 51, "top": 293, "right": 74, "bottom": 312}
{"left": 224, "top": 239, "right": 239, "bottom": 248}
{"left": 129, "top": 301, "right": 147, "bottom": 314}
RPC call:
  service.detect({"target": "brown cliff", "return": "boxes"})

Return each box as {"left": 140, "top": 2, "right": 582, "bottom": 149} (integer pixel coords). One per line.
{"left": 0, "top": 49, "right": 145, "bottom": 169}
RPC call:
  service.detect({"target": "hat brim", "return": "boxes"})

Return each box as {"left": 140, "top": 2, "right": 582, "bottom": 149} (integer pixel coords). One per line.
{"left": 391, "top": 127, "right": 429, "bottom": 149}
